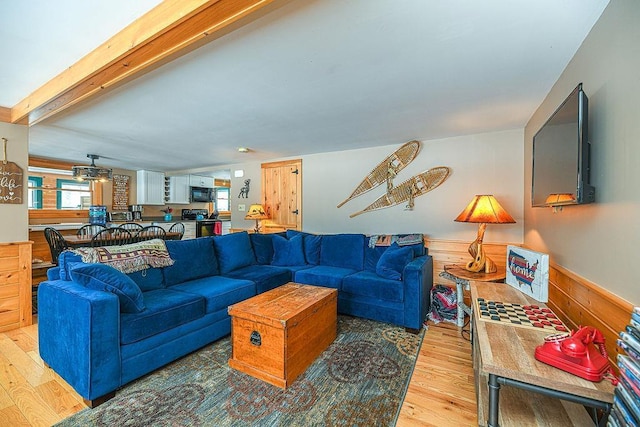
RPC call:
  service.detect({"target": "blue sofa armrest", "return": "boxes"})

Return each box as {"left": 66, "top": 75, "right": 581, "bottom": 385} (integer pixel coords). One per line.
{"left": 46, "top": 266, "right": 60, "bottom": 281}
{"left": 402, "top": 254, "right": 433, "bottom": 329}
{"left": 38, "top": 279, "right": 121, "bottom": 401}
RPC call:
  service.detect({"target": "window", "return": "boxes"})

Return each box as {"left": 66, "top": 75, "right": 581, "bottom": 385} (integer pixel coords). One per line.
{"left": 216, "top": 188, "right": 230, "bottom": 211}
{"left": 28, "top": 176, "right": 43, "bottom": 209}
{"left": 56, "top": 179, "right": 91, "bottom": 209}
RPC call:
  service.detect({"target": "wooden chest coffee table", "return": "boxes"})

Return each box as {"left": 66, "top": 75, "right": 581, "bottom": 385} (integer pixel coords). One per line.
{"left": 228, "top": 283, "right": 337, "bottom": 388}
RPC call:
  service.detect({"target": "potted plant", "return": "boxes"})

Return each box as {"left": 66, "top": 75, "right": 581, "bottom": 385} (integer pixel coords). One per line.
{"left": 161, "top": 206, "right": 173, "bottom": 221}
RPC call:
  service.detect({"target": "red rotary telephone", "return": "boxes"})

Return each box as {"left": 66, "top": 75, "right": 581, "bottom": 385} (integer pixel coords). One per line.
{"left": 534, "top": 326, "right": 618, "bottom": 384}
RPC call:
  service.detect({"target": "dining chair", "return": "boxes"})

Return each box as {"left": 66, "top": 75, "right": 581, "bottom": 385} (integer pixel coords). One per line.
{"left": 168, "top": 222, "right": 185, "bottom": 240}
{"left": 44, "top": 227, "right": 69, "bottom": 264}
{"left": 136, "top": 225, "right": 167, "bottom": 241}
{"left": 118, "top": 222, "right": 144, "bottom": 231}
{"left": 90, "top": 228, "right": 133, "bottom": 247}
{"left": 77, "top": 224, "right": 108, "bottom": 238}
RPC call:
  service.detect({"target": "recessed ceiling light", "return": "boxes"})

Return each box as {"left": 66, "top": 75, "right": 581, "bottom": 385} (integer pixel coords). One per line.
{"left": 237, "top": 147, "right": 250, "bottom": 153}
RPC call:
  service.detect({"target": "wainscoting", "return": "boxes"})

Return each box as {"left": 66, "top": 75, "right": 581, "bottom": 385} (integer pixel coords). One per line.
{"left": 425, "top": 238, "right": 633, "bottom": 372}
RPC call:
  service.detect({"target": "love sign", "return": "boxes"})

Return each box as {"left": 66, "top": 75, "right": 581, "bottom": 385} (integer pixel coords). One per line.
{"left": 0, "top": 162, "right": 23, "bottom": 204}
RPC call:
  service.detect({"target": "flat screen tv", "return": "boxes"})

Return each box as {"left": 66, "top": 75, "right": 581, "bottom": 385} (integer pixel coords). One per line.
{"left": 531, "top": 83, "right": 595, "bottom": 207}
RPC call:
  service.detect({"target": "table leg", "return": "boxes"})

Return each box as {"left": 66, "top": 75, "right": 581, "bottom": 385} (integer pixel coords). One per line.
{"left": 456, "top": 281, "right": 465, "bottom": 327}
{"left": 488, "top": 373, "right": 500, "bottom": 427}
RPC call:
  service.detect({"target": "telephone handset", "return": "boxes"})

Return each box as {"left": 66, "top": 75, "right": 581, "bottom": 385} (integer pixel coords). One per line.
{"left": 534, "top": 326, "right": 618, "bottom": 385}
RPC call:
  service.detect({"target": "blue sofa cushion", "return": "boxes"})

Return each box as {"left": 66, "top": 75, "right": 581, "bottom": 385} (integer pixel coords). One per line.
{"left": 120, "top": 289, "right": 205, "bottom": 345}
{"left": 59, "top": 251, "right": 83, "bottom": 280}
{"left": 70, "top": 263, "right": 145, "bottom": 313}
{"left": 294, "top": 265, "right": 357, "bottom": 290}
{"left": 376, "top": 243, "right": 414, "bottom": 280}
{"left": 272, "top": 234, "right": 306, "bottom": 266}
{"left": 127, "top": 267, "right": 165, "bottom": 292}
{"left": 320, "top": 234, "right": 365, "bottom": 270}
{"left": 170, "top": 276, "right": 255, "bottom": 314}
{"left": 213, "top": 232, "right": 255, "bottom": 274}
{"left": 224, "top": 265, "right": 291, "bottom": 294}
{"left": 286, "top": 230, "right": 322, "bottom": 265}
{"left": 250, "top": 233, "right": 277, "bottom": 264}
{"left": 343, "top": 270, "right": 405, "bottom": 303}
{"left": 163, "top": 237, "right": 218, "bottom": 287}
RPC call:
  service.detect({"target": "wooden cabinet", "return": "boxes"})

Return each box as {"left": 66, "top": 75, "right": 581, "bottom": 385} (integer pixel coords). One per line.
{"left": 261, "top": 159, "right": 302, "bottom": 231}
{"left": 189, "top": 175, "right": 214, "bottom": 188}
{"left": 165, "top": 175, "right": 190, "bottom": 204}
{"left": 0, "top": 242, "right": 33, "bottom": 332}
{"left": 137, "top": 170, "right": 165, "bottom": 205}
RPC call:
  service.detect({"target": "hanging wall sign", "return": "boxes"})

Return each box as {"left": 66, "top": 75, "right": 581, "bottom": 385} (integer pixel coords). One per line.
{"left": 0, "top": 138, "right": 23, "bottom": 204}
{"left": 112, "top": 174, "right": 130, "bottom": 210}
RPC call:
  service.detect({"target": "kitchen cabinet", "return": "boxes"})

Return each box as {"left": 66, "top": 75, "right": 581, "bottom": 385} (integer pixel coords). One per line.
{"left": 137, "top": 170, "right": 165, "bottom": 205}
{"left": 183, "top": 222, "right": 196, "bottom": 239}
{"left": 189, "top": 175, "right": 214, "bottom": 188}
{"left": 165, "top": 175, "right": 190, "bottom": 204}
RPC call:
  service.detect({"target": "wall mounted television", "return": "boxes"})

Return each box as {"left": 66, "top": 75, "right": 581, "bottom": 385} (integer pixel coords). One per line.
{"left": 531, "top": 83, "right": 595, "bottom": 207}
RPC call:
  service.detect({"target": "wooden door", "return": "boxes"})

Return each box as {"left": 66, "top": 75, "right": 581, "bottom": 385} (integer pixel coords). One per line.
{"left": 261, "top": 160, "right": 302, "bottom": 231}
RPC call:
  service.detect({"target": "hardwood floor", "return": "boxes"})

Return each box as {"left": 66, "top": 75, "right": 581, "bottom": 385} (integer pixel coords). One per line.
{"left": 0, "top": 318, "right": 476, "bottom": 426}
{"left": 398, "top": 320, "right": 477, "bottom": 426}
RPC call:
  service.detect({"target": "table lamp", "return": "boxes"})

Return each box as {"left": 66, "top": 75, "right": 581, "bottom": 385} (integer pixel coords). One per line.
{"left": 245, "top": 204, "right": 269, "bottom": 233}
{"left": 454, "top": 195, "right": 515, "bottom": 273}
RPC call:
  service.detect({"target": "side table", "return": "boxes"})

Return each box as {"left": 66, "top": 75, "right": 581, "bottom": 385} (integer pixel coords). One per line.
{"left": 439, "top": 265, "right": 506, "bottom": 327}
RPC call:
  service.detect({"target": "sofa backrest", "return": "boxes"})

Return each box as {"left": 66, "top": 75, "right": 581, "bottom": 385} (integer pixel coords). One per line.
{"left": 163, "top": 237, "right": 219, "bottom": 286}
{"left": 212, "top": 231, "right": 256, "bottom": 273}
{"left": 320, "top": 234, "right": 365, "bottom": 270}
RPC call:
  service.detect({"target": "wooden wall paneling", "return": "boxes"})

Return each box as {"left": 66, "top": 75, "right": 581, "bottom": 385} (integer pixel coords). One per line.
{"left": 425, "top": 238, "right": 512, "bottom": 287}
{"left": 0, "top": 106, "right": 11, "bottom": 123}
{"left": 546, "top": 263, "right": 633, "bottom": 372}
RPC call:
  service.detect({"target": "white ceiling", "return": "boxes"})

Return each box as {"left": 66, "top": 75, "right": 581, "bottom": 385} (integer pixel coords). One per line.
{"left": 2, "top": 0, "right": 609, "bottom": 173}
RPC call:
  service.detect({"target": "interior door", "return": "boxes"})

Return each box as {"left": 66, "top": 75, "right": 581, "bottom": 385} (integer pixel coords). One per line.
{"left": 261, "top": 159, "right": 302, "bottom": 231}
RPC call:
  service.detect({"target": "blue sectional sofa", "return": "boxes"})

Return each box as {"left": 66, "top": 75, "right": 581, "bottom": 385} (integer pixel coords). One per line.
{"left": 38, "top": 231, "right": 433, "bottom": 405}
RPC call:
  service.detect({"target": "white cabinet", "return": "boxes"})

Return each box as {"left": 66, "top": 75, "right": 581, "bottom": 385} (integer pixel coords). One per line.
{"left": 137, "top": 170, "right": 165, "bottom": 205}
{"left": 189, "top": 175, "right": 214, "bottom": 188}
{"left": 221, "top": 221, "right": 231, "bottom": 235}
{"left": 183, "top": 222, "right": 196, "bottom": 239}
{"left": 165, "top": 175, "right": 190, "bottom": 204}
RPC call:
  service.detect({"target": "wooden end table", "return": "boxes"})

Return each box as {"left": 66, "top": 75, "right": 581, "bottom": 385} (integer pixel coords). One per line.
{"left": 471, "top": 281, "right": 614, "bottom": 426}
{"left": 440, "top": 265, "right": 506, "bottom": 327}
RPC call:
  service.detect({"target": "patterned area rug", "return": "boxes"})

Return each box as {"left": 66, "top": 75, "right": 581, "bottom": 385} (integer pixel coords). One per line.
{"left": 56, "top": 316, "right": 424, "bottom": 427}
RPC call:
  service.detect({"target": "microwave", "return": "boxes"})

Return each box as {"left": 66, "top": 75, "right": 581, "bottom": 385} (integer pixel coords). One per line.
{"left": 190, "top": 187, "right": 214, "bottom": 203}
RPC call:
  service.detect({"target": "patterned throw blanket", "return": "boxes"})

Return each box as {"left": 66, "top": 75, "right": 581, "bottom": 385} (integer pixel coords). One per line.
{"left": 368, "top": 234, "right": 424, "bottom": 248}
{"left": 72, "top": 239, "right": 174, "bottom": 274}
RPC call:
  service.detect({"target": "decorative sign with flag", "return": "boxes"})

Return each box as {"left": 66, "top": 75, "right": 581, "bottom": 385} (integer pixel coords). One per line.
{"left": 506, "top": 245, "right": 549, "bottom": 302}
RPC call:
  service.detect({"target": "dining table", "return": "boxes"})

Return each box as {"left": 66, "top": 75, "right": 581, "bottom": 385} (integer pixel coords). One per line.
{"left": 63, "top": 231, "right": 182, "bottom": 248}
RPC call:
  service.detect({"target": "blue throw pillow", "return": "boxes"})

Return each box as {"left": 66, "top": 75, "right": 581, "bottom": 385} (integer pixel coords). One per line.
{"left": 286, "top": 230, "right": 322, "bottom": 265}
{"left": 70, "top": 263, "right": 145, "bottom": 313}
{"left": 250, "top": 233, "right": 278, "bottom": 264}
{"left": 212, "top": 232, "right": 256, "bottom": 274}
{"left": 376, "top": 244, "right": 414, "bottom": 281}
{"left": 272, "top": 234, "right": 306, "bottom": 266}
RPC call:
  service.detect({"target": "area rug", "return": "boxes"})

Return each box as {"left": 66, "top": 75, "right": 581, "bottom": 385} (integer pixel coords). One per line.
{"left": 56, "top": 316, "right": 424, "bottom": 426}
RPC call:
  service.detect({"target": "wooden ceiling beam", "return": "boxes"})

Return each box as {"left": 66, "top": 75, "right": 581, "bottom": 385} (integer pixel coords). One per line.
{"left": 11, "top": 0, "right": 277, "bottom": 125}
{"left": 0, "top": 106, "right": 10, "bottom": 123}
